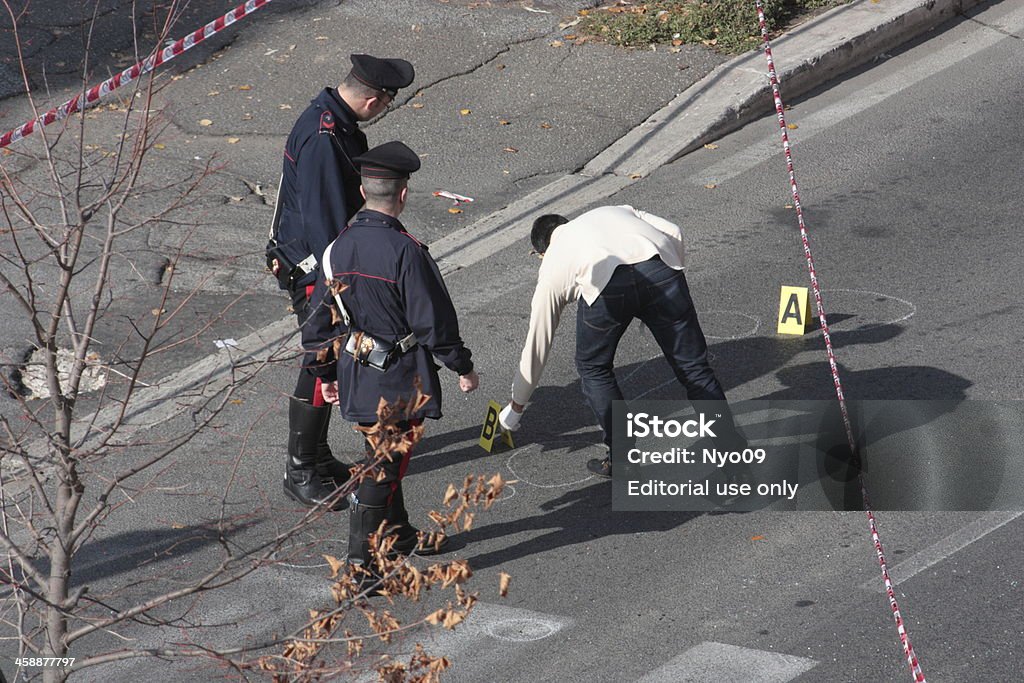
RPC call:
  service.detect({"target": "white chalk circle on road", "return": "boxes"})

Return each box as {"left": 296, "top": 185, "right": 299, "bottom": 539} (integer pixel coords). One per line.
{"left": 486, "top": 617, "right": 562, "bottom": 642}
{"left": 818, "top": 288, "right": 917, "bottom": 329}
{"left": 701, "top": 310, "right": 762, "bottom": 340}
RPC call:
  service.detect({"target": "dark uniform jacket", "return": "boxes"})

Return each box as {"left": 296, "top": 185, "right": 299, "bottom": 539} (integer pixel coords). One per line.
{"left": 302, "top": 210, "right": 474, "bottom": 422}
{"left": 276, "top": 88, "right": 367, "bottom": 290}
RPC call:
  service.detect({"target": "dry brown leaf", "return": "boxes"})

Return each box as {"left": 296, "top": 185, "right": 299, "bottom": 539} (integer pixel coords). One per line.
{"left": 672, "top": 39, "right": 683, "bottom": 47}
{"left": 503, "top": 146, "right": 518, "bottom": 153}
{"left": 207, "top": 90, "right": 220, "bottom": 96}
{"left": 226, "top": 137, "right": 240, "bottom": 144}
{"left": 238, "top": 84, "right": 252, "bottom": 91}
{"left": 498, "top": 119, "right": 510, "bottom": 126}
{"left": 549, "top": 40, "right": 563, "bottom": 48}
{"left": 459, "top": 108, "right": 471, "bottom": 116}
{"left": 198, "top": 118, "right": 213, "bottom": 126}
{"left": 499, "top": 572, "right": 511, "bottom": 597}
{"left": 629, "top": 173, "right": 642, "bottom": 180}
{"left": 704, "top": 183, "right": 717, "bottom": 189}
{"left": 496, "top": 63, "right": 506, "bottom": 70}
{"left": 230, "top": 399, "right": 243, "bottom": 405}
{"left": 443, "top": 484, "right": 458, "bottom": 506}
{"left": 324, "top": 554, "right": 345, "bottom": 578}
{"left": 703, "top": 143, "right": 719, "bottom": 150}
{"left": 751, "top": 535, "right": 765, "bottom": 541}
{"left": 564, "top": 34, "right": 577, "bottom": 40}
{"left": 787, "top": 123, "right": 798, "bottom": 130}
{"left": 448, "top": 207, "right": 462, "bottom": 214}
{"left": 315, "top": 35, "right": 328, "bottom": 41}
{"left": 539, "top": 122, "right": 552, "bottom": 129}
{"left": 153, "top": 143, "right": 166, "bottom": 150}
{"left": 151, "top": 308, "right": 166, "bottom": 316}
{"left": 412, "top": 102, "right": 425, "bottom": 109}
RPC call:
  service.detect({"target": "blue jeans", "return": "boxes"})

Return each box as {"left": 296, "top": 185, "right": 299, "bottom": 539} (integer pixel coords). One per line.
{"left": 575, "top": 257, "right": 727, "bottom": 450}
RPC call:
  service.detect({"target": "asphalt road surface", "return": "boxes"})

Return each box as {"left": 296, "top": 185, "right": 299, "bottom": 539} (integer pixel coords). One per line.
{"left": 2, "top": 1, "right": 1022, "bottom": 682}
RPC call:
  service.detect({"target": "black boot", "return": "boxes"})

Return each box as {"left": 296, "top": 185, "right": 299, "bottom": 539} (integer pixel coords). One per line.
{"left": 347, "top": 500, "right": 390, "bottom": 596}
{"left": 312, "top": 405, "right": 352, "bottom": 489}
{"left": 388, "top": 485, "right": 448, "bottom": 556}
{"left": 284, "top": 398, "right": 347, "bottom": 510}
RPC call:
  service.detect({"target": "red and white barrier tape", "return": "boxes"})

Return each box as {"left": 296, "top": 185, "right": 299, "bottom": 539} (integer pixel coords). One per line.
{"left": 0, "top": 0, "right": 273, "bottom": 149}
{"left": 753, "top": 2, "right": 927, "bottom": 682}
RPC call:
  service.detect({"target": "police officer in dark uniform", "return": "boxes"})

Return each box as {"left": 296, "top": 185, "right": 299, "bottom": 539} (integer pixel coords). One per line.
{"left": 273, "top": 55, "right": 415, "bottom": 509}
{"left": 301, "top": 141, "right": 479, "bottom": 587}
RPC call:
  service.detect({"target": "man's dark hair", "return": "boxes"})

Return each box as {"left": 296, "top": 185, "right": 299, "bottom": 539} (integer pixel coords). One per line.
{"left": 530, "top": 214, "right": 569, "bottom": 254}
{"left": 342, "top": 72, "right": 385, "bottom": 99}
{"left": 362, "top": 176, "right": 407, "bottom": 203}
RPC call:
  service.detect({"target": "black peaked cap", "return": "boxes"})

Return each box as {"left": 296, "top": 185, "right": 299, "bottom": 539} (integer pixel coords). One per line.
{"left": 353, "top": 141, "right": 421, "bottom": 179}
{"left": 349, "top": 54, "right": 414, "bottom": 96}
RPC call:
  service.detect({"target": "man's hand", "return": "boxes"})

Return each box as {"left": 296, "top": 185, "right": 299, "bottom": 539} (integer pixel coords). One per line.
{"left": 320, "top": 380, "right": 340, "bottom": 405}
{"left": 499, "top": 401, "right": 523, "bottom": 431}
{"left": 459, "top": 370, "right": 479, "bottom": 393}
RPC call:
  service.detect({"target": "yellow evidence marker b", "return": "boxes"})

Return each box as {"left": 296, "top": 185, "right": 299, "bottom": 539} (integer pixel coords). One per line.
{"left": 479, "top": 400, "right": 515, "bottom": 453}
{"left": 777, "top": 285, "right": 811, "bottom": 335}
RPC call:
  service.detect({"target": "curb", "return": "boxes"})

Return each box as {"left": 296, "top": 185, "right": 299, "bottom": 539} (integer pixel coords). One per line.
{"left": 433, "top": 0, "right": 984, "bottom": 275}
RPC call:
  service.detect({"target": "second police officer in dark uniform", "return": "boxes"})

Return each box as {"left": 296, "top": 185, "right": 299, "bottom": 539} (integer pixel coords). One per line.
{"left": 302, "top": 141, "right": 479, "bottom": 588}
{"left": 271, "top": 55, "right": 414, "bottom": 509}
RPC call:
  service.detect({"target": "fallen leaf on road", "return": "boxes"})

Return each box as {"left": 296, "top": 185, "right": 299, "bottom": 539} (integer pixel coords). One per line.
{"left": 226, "top": 195, "right": 243, "bottom": 203}
{"left": 151, "top": 308, "right": 166, "bottom": 316}
{"left": 704, "top": 183, "right": 717, "bottom": 189}
{"left": 564, "top": 34, "right": 577, "bottom": 40}
{"left": 672, "top": 39, "right": 683, "bottom": 47}
{"left": 784, "top": 204, "right": 794, "bottom": 209}
{"left": 629, "top": 173, "right": 643, "bottom": 180}
{"left": 499, "top": 572, "right": 511, "bottom": 597}
{"left": 539, "top": 122, "right": 552, "bottom": 129}
{"left": 560, "top": 17, "right": 581, "bottom": 29}
{"left": 787, "top": 123, "right": 798, "bottom": 129}
{"left": 237, "top": 84, "right": 252, "bottom": 91}
{"left": 324, "top": 554, "right": 344, "bottom": 578}
{"left": 496, "top": 63, "right": 506, "bottom": 70}
{"left": 279, "top": 104, "right": 292, "bottom": 110}
{"left": 751, "top": 535, "right": 765, "bottom": 541}
{"left": 198, "top": 119, "right": 212, "bottom": 126}
{"left": 448, "top": 207, "right": 462, "bottom": 214}
{"left": 412, "top": 102, "right": 425, "bottom": 109}
{"left": 460, "top": 108, "right": 471, "bottom": 116}
{"left": 315, "top": 36, "right": 328, "bottom": 41}
{"left": 498, "top": 119, "right": 510, "bottom": 125}
{"left": 549, "top": 40, "right": 563, "bottom": 47}
{"left": 704, "top": 143, "right": 719, "bottom": 150}
{"left": 153, "top": 143, "right": 166, "bottom": 150}
{"left": 226, "top": 137, "right": 240, "bottom": 144}
{"left": 207, "top": 90, "right": 220, "bottom": 96}
{"left": 503, "top": 147, "right": 518, "bottom": 153}
{"left": 230, "top": 399, "right": 243, "bottom": 405}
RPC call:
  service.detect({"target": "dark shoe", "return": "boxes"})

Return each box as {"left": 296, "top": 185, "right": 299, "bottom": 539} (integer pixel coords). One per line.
{"left": 388, "top": 485, "right": 448, "bottom": 556}
{"left": 347, "top": 500, "right": 390, "bottom": 597}
{"left": 284, "top": 397, "right": 348, "bottom": 510}
{"left": 587, "top": 457, "right": 612, "bottom": 478}
{"left": 313, "top": 403, "right": 353, "bottom": 489}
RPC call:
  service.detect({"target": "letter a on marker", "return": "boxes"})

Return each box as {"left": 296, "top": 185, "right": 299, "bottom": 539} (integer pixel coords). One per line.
{"left": 777, "top": 285, "right": 811, "bottom": 335}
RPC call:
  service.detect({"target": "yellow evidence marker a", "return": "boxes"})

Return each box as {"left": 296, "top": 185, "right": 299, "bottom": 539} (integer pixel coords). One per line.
{"left": 479, "top": 400, "right": 515, "bottom": 453}
{"left": 777, "top": 285, "right": 811, "bottom": 335}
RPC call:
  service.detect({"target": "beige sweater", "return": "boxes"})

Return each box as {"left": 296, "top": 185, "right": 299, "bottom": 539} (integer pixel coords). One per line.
{"left": 511, "top": 205, "right": 686, "bottom": 405}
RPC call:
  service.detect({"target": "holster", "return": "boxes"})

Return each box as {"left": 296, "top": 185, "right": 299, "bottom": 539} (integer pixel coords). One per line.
{"left": 266, "top": 239, "right": 317, "bottom": 289}
{"left": 344, "top": 330, "right": 416, "bottom": 372}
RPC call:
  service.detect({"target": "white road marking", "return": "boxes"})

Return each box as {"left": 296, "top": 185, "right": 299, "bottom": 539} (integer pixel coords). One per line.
{"left": 860, "top": 511, "right": 1024, "bottom": 592}
{"left": 636, "top": 641, "right": 817, "bottom": 683}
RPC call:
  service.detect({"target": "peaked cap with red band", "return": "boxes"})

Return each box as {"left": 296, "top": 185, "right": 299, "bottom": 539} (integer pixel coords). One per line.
{"left": 349, "top": 54, "right": 414, "bottom": 97}
{"left": 353, "top": 141, "right": 421, "bottom": 179}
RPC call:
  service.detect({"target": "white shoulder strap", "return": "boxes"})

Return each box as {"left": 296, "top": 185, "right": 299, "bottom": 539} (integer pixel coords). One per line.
{"left": 321, "top": 239, "right": 351, "bottom": 327}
